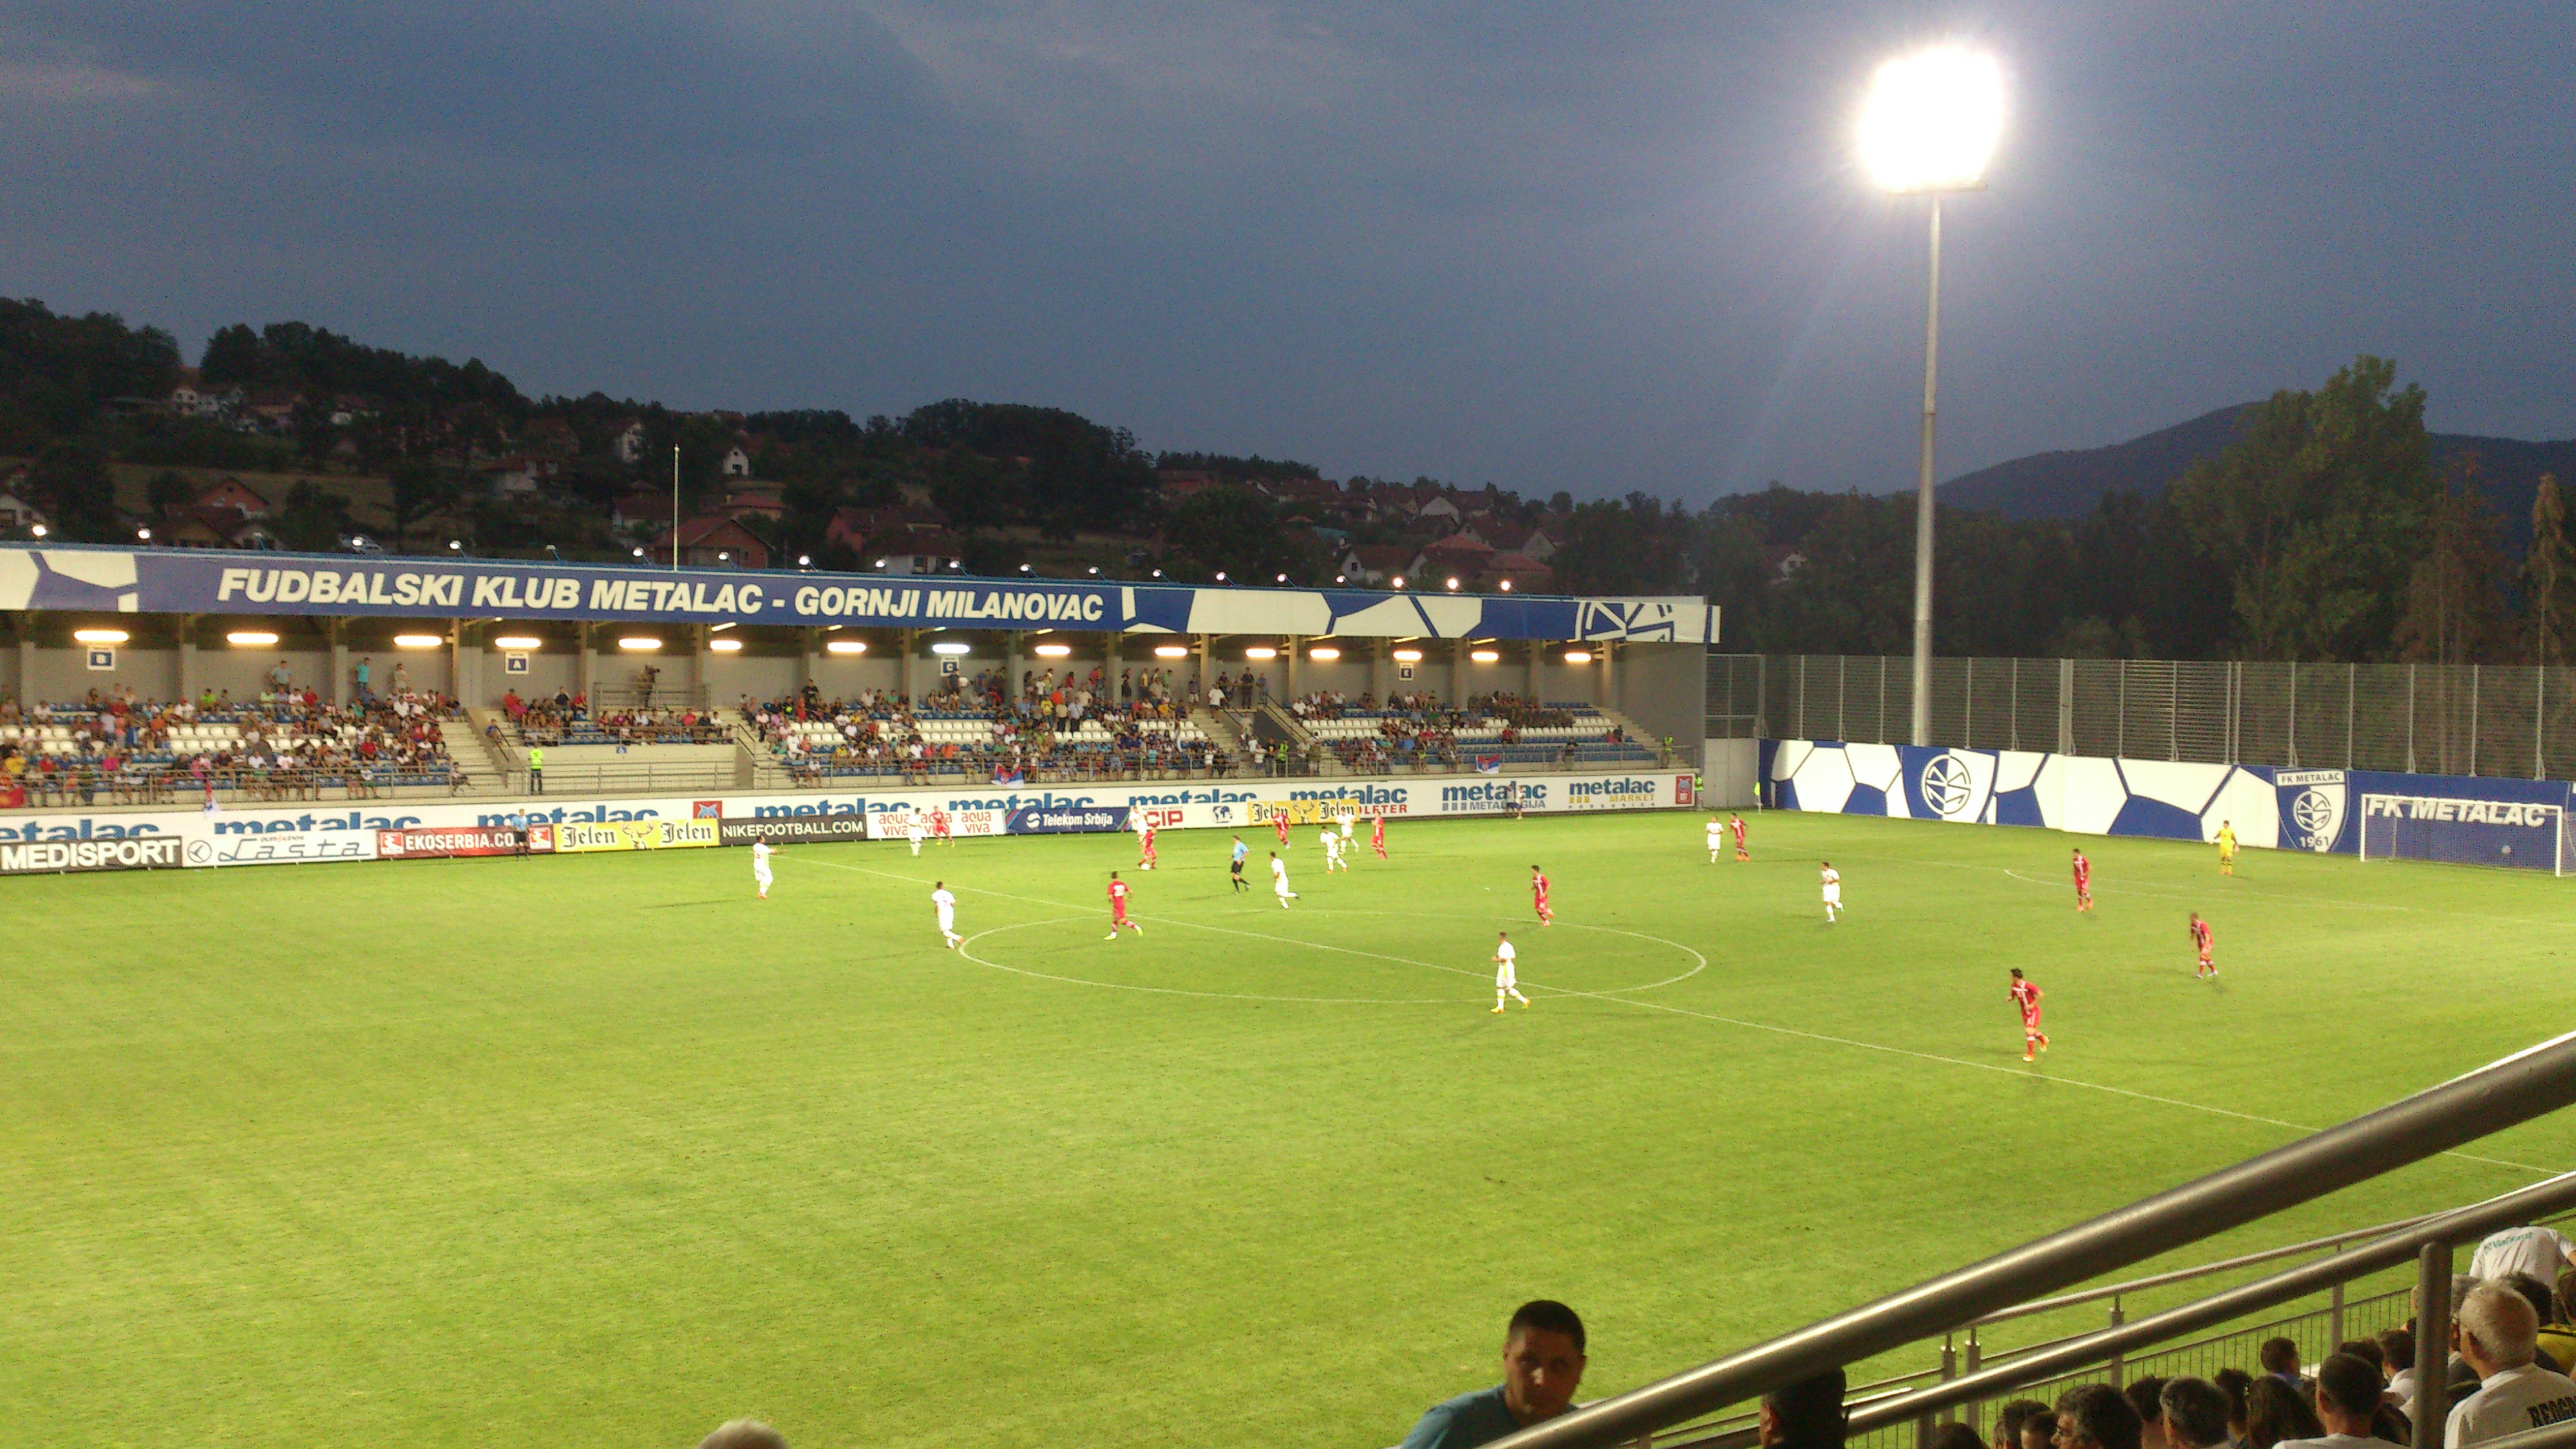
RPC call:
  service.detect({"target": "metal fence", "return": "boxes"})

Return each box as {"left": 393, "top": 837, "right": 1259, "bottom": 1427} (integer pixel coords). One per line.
{"left": 1708, "top": 654, "right": 2576, "bottom": 779}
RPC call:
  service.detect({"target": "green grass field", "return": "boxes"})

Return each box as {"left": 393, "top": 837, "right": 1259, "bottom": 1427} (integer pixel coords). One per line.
{"left": 9, "top": 810, "right": 2576, "bottom": 1447}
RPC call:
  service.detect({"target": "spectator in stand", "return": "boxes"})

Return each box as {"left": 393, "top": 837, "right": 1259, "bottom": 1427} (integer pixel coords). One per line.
{"left": 1933, "top": 1425, "right": 1987, "bottom": 1449}
{"left": 2502, "top": 1275, "right": 2570, "bottom": 1373}
{"left": 2277, "top": 1355, "right": 2407, "bottom": 1449}
{"left": 697, "top": 1420, "right": 786, "bottom": 1449}
{"left": 2383, "top": 1328, "right": 2424, "bottom": 1408}
{"left": 2020, "top": 1412, "right": 2060, "bottom": 1449}
{"left": 2260, "top": 1338, "right": 2309, "bottom": 1388}
{"left": 2160, "top": 1378, "right": 2233, "bottom": 1449}
{"left": 2447, "top": 1280, "right": 2576, "bottom": 1448}
{"left": 2124, "top": 1376, "right": 2170, "bottom": 1449}
{"left": 1396, "top": 1300, "right": 1587, "bottom": 1449}
{"left": 2470, "top": 1226, "right": 2576, "bottom": 1283}
{"left": 1998, "top": 1401, "right": 2056, "bottom": 1449}
{"left": 1763, "top": 1368, "right": 1848, "bottom": 1449}
{"left": 2205, "top": 1361, "right": 2246, "bottom": 1443}
{"left": 2540, "top": 1271, "right": 2576, "bottom": 1378}
{"left": 2242, "top": 1378, "right": 2324, "bottom": 1449}
{"left": 2054, "top": 1384, "right": 2144, "bottom": 1449}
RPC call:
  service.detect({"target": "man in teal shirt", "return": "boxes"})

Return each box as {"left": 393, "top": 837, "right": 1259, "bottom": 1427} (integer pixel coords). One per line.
{"left": 1399, "top": 1301, "right": 1587, "bottom": 1448}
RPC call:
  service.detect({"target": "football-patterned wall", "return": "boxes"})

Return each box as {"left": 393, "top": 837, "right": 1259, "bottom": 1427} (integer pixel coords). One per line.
{"left": 1759, "top": 739, "right": 2575, "bottom": 856}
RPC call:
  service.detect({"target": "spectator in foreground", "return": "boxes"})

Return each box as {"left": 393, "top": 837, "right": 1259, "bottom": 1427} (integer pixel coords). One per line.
{"left": 1762, "top": 1368, "right": 1848, "bottom": 1449}
{"left": 2277, "top": 1354, "right": 2407, "bottom": 1449}
{"left": 2382, "top": 1327, "right": 2423, "bottom": 1408}
{"left": 1997, "top": 1399, "right": 2055, "bottom": 1449}
{"left": 2020, "top": 1411, "right": 2060, "bottom": 1449}
{"left": 2447, "top": 1280, "right": 2576, "bottom": 1448}
{"left": 2124, "top": 1375, "right": 2170, "bottom": 1449}
{"left": 697, "top": 1421, "right": 786, "bottom": 1449}
{"left": 2260, "top": 1338, "right": 2308, "bottom": 1388}
{"left": 2211, "top": 1369, "right": 2253, "bottom": 1446}
{"left": 2244, "top": 1375, "right": 2325, "bottom": 1449}
{"left": 2159, "top": 1377, "right": 2233, "bottom": 1449}
{"left": 2468, "top": 1225, "right": 2576, "bottom": 1283}
{"left": 1399, "top": 1300, "right": 1588, "bottom": 1449}
{"left": 1931, "top": 1423, "right": 1985, "bottom": 1449}
{"left": 2054, "top": 1384, "right": 2144, "bottom": 1449}
{"left": 2542, "top": 1271, "right": 2576, "bottom": 1378}
{"left": 2501, "top": 1274, "right": 2567, "bottom": 1373}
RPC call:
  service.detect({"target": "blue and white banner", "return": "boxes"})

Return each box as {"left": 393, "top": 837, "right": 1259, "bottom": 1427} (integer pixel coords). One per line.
{"left": 0, "top": 545, "right": 1717, "bottom": 642}
{"left": 1761, "top": 739, "right": 2576, "bottom": 857}
{"left": 1005, "top": 804, "right": 1132, "bottom": 835}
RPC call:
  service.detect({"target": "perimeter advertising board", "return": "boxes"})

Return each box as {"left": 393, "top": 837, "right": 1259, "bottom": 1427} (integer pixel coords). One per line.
{"left": 375, "top": 825, "right": 554, "bottom": 859}
{"left": 555, "top": 819, "right": 720, "bottom": 853}
{"left": 0, "top": 770, "right": 1694, "bottom": 873}
{"left": 0, "top": 837, "right": 185, "bottom": 873}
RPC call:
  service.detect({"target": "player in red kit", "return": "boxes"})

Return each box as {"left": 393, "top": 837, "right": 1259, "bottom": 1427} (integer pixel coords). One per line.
{"left": 1273, "top": 808, "right": 1291, "bottom": 846}
{"left": 2009, "top": 968, "right": 2050, "bottom": 1061}
{"left": 1530, "top": 866, "right": 1553, "bottom": 926}
{"left": 2189, "top": 911, "right": 2214, "bottom": 978}
{"left": 2070, "top": 848, "right": 2094, "bottom": 911}
{"left": 1138, "top": 822, "right": 1158, "bottom": 871}
{"left": 929, "top": 808, "right": 952, "bottom": 844}
{"left": 1730, "top": 813, "right": 1749, "bottom": 862}
{"left": 1370, "top": 813, "right": 1388, "bottom": 860}
{"left": 1104, "top": 871, "right": 1144, "bottom": 940}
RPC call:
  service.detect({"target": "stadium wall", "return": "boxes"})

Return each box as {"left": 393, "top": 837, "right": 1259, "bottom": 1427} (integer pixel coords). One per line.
{"left": 1760, "top": 738, "right": 2576, "bottom": 858}
{"left": 0, "top": 767, "right": 1703, "bottom": 872}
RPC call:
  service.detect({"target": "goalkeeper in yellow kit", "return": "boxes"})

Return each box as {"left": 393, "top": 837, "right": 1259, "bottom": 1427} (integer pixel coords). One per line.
{"left": 2214, "top": 820, "right": 2237, "bottom": 876}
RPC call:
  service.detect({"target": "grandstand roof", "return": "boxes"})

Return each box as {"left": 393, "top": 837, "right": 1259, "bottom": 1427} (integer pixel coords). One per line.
{"left": 0, "top": 543, "right": 1717, "bottom": 643}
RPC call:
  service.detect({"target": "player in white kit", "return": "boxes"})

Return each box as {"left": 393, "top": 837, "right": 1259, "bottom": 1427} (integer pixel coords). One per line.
{"left": 1820, "top": 860, "right": 1842, "bottom": 922}
{"left": 1707, "top": 817, "right": 1723, "bottom": 863}
{"left": 1490, "top": 929, "right": 1530, "bottom": 1012}
{"left": 752, "top": 839, "right": 777, "bottom": 898}
{"left": 1339, "top": 811, "right": 1356, "bottom": 846}
{"left": 931, "top": 881, "right": 960, "bottom": 949}
{"left": 905, "top": 814, "right": 927, "bottom": 856}
{"left": 1319, "top": 826, "right": 1347, "bottom": 872}
{"left": 1269, "top": 851, "right": 1298, "bottom": 906}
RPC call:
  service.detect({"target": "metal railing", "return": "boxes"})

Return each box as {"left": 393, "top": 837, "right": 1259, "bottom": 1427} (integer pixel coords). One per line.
{"left": 1710, "top": 654, "right": 2576, "bottom": 778}
{"left": 1483, "top": 1029, "right": 2576, "bottom": 1448}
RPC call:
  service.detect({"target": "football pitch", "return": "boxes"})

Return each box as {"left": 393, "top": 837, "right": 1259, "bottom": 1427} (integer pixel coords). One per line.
{"left": 10, "top": 810, "right": 2576, "bottom": 1447}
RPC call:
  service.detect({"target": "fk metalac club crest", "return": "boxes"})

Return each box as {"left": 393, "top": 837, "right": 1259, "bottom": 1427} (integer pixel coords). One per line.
{"left": 2274, "top": 770, "right": 2347, "bottom": 852}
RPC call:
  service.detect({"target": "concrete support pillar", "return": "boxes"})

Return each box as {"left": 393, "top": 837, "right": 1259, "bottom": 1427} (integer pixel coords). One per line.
{"left": 450, "top": 620, "right": 471, "bottom": 707}
{"left": 692, "top": 623, "right": 710, "bottom": 708}
{"left": 15, "top": 612, "right": 33, "bottom": 706}
{"left": 1527, "top": 640, "right": 1544, "bottom": 703}
{"left": 1197, "top": 634, "right": 1211, "bottom": 698}
{"left": 1370, "top": 637, "right": 1389, "bottom": 703}
{"left": 1005, "top": 631, "right": 1022, "bottom": 702}
{"left": 327, "top": 618, "right": 348, "bottom": 706}
{"left": 576, "top": 621, "right": 595, "bottom": 706}
{"left": 176, "top": 614, "right": 198, "bottom": 703}
{"left": 1104, "top": 630, "right": 1121, "bottom": 700}
{"left": 1285, "top": 635, "right": 1301, "bottom": 699}
{"left": 1590, "top": 641, "right": 1608, "bottom": 707}
{"left": 799, "top": 628, "right": 820, "bottom": 696}
{"left": 1448, "top": 639, "right": 1466, "bottom": 705}
{"left": 902, "top": 629, "right": 921, "bottom": 703}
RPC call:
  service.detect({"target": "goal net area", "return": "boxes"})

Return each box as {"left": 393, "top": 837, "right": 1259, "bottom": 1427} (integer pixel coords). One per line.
{"left": 2358, "top": 793, "right": 2576, "bottom": 875}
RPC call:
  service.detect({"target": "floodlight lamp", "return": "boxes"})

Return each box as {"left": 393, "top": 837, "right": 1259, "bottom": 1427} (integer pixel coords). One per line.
{"left": 930, "top": 641, "right": 971, "bottom": 656}
{"left": 1213, "top": 571, "right": 1227, "bottom": 582}
{"left": 73, "top": 629, "right": 128, "bottom": 644}
{"left": 1033, "top": 643, "right": 1072, "bottom": 658}
{"left": 618, "top": 637, "right": 663, "bottom": 650}
{"left": 494, "top": 636, "right": 542, "bottom": 650}
{"left": 709, "top": 637, "right": 744, "bottom": 652}
{"left": 1563, "top": 649, "right": 1594, "bottom": 665}
{"left": 1860, "top": 47, "right": 2005, "bottom": 193}
{"left": 1243, "top": 646, "right": 1278, "bottom": 660}
{"left": 1470, "top": 649, "right": 1500, "bottom": 663}
{"left": 1390, "top": 648, "right": 1423, "bottom": 663}
{"left": 1153, "top": 645, "right": 1189, "bottom": 658}
{"left": 392, "top": 634, "right": 441, "bottom": 649}
{"left": 826, "top": 639, "right": 867, "bottom": 654}
{"left": 227, "top": 631, "right": 279, "bottom": 646}
{"left": 1309, "top": 647, "right": 1341, "bottom": 661}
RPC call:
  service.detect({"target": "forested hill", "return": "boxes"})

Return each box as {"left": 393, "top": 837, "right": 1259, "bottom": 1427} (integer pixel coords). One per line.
{"left": 1943, "top": 401, "right": 2576, "bottom": 544}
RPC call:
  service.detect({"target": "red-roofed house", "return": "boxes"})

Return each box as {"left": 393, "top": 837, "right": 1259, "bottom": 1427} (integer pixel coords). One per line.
{"left": 653, "top": 516, "right": 771, "bottom": 569}
{"left": 195, "top": 477, "right": 271, "bottom": 517}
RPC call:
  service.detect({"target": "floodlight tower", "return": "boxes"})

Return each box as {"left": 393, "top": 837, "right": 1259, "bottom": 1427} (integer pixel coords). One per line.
{"left": 1861, "top": 48, "right": 2004, "bottom": 746}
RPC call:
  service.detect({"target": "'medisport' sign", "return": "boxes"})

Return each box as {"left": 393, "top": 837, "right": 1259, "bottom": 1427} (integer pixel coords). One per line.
{"left": 0, "top": 837, "right": 185, "bottom": 873}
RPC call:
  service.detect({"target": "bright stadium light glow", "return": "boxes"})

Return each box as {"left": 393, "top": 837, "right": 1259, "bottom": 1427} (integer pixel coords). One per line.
{"left": 931, "top": 641, "right": 971, "bottom": 656}
{"left": 1470, "top": 649, "right": 1501, "bottom": 663}
{"left": 1243, "top": 646, "right": 1278, "bottom": 660}
{"left": 1444, "top": 577, "right": 1460, "bottom": 591}
{"left": 1860, "top": 47, "right": 2005, "bottom": 194}
{"left": 73, "top": 628, "right": 128, "bottom": 644}
{"left": 826, "top": 639, "right": 868, "bottom": 654}
{"left": 1033, "top": 643, "right": 1072, "bottom": 658}
{"left": 1390, "top": 576, "right": 1405, "bottom": 589}
{"left": 1309, "top": 646, "right": 1340, "bottom": 661}
{"left": 227, "top": 631, "right": 279, "bottom": 646}
{"left": 392, "top": 634, "right": 442, "bottom": 649}
{"left": 709, "top": 637, "right": 744, "bottom": 652}
{"left": 618, "top": 636, "right": 663, "bottom": 650}
{"left": 1153, "top": 645, "right": 1189, "bottom": 658}
{"left": 1498, "top": 580, "right": 1513, "bottom": 592}
{"left": 1563, "top": 649, "right": 1594, "bottom": 665}
{"left": 493, "top": 636, "right": 541, "bottom": 650}
{"left": 1391, "top": 647, "right": 1423, "bottom": 663}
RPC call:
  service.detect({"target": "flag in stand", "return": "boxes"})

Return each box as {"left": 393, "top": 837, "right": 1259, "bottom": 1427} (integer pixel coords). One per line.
{"left": 1474, "top": 755, "right": 1503, "bottom": 774}
{"left": 992, "top": 764, "right": 1024, "bottom": 785}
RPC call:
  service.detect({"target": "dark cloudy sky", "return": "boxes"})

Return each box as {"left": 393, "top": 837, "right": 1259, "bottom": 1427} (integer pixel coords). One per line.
{"left": 2, "top": 4, "right": 2568, "bottom": 500}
